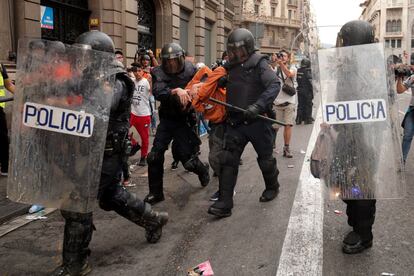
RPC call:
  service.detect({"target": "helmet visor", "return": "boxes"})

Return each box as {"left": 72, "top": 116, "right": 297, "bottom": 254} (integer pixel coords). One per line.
{"left": 227, "top": 46, "right": 249, "bottom": 64}
{"left": 162, "top": 56, "right": 184, "bottom": 74}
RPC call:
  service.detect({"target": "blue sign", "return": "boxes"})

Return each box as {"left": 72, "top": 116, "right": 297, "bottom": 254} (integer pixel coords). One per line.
{"left": 41, "top": 6, "right": 54, "bottom": 30}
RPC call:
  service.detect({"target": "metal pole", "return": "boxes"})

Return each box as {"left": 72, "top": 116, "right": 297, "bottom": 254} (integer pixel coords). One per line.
{"left": 289, "top": 24, "right": 341, "bottom": 54}
{"left": 208, "top": 97, "right": 287, "bottom": 126}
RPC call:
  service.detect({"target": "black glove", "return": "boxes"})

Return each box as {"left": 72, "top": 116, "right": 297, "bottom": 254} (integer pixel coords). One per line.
{"left": 244, "top": 104, "right": 262, "bottom": 121}
{"left": 217, "top": 76, "right": 227, "bottom": 88}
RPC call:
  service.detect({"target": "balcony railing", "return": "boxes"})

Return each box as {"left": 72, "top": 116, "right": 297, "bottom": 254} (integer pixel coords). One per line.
{"left": 387, "top": 0, "right": 403, "bottom": 7}
{"left": 385, "top": 31, "right": 403, "bottom": 37}
{"left": 287, "top": 0, "right": 298, "bottom": 7}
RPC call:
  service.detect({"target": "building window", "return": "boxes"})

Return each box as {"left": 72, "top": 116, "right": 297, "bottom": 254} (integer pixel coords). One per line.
{"left": 272, "top": 30, "right": 276, "bottom": 44}
{"left": 205, "top": 21, "right": 214, "bottom": 67}
{"left": 386, "top": 20, "right": 391, "bottom": 32}
{"left": 386, "top": 39, "right": 402, "bottom": 48}
{"left": 411, "top": 39, "right": 414, "bottom": 48}
{"left": 255, "top": 4, "right": 259, "bottom": 14}
{"left": 387, "top": 19, "right": 402, "bottom": 32}
{"left": 271, "top": 7, "right": 275, "bottom": 17}
{"left": 180, "top": 9, "right": 191, "bottom": 52}
{"left": 288, "top": 10, "right": 292, "bottom": 20}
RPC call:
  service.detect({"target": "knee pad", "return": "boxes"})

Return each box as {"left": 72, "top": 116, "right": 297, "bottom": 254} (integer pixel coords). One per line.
{"left": 218, "top": 150, "right": 240, "bottom": 167}
{"left": 99, "top": 184, "right": 143, "bottom": 213}
{"left": 257, "top": 157, "right": 277, "bottom": 174}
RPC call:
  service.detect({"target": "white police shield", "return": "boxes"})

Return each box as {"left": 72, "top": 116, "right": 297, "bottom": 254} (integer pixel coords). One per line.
{"left": 7, "top": 39, "right": 114, "bottom": 213}
{"left": 316, "top": 43, "right": 405, "bottom": 200}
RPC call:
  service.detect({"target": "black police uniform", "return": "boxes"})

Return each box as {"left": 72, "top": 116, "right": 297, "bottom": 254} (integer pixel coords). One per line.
{"left": 296, "top": 63, "right": 313, "bottom": 124}
{"left": 53, "top": 31, "right": 168, "bottom": 276}
{"left": 208, "top": 52, "right": 281, "bottom": 217}
{"left": 145, "top": 61, "right": 210, "bottom": 203}
{"left": 335, "top": 20, "right": 377, "bottom": 254}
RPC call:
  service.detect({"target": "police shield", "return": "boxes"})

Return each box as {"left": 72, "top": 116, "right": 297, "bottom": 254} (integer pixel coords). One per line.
{"left": 316, "top": 43, "right": 405, "bottom": 200}
{"left": 7, "top": 39, "right": 114, "bottom": 213}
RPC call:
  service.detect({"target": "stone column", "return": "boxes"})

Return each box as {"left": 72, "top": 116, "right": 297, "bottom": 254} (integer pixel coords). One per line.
{"left": 216, "top": 0, "right": 225, "bottom": 57}
{"left": 124, "top": 0, "right": 138, "bottom": 65}
{"left": 172, "top": 0, "right": 181, "bottom": 43}
{"left": 101, "top": 0, "right": 123, "bottom": 50}
{"left": 194, "top": 0, "right": 205, "bottom": 63}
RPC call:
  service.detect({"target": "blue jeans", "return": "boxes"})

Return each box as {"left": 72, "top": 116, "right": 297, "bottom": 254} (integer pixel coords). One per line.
{"left": 402, "top": 107, "right": 414, "bottom": 162}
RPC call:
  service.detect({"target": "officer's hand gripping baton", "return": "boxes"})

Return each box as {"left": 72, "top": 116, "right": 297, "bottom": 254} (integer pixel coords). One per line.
{"left": 208, "top": 97, "right": 286, "bottom": 126}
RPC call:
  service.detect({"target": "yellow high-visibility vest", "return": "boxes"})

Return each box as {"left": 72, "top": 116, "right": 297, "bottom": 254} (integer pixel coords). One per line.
{"left": 0, "top": 65, "right": 5, "bottom": 108}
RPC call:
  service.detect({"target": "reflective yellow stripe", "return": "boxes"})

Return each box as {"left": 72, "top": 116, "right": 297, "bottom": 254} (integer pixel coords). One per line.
{"left": 0, "top": 74, "right": 5, "bottom": 108}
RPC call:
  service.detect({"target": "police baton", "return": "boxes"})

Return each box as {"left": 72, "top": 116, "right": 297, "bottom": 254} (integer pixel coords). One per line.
{"left": 0, "top": 96, "right": 14, "bottom": 103}
{"left": 208, "top": 97, "right": 286, "bottom": 126}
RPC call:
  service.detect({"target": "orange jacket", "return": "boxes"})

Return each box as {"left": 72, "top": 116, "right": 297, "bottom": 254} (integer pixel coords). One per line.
{"left": 188, "top": 66, "right": 227, "bottom": 124}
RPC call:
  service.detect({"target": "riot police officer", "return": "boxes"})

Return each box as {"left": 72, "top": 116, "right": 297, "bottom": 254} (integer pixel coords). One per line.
{"left": 296, "top": 58, "right": 314, "bottom": 125}
{"left": 52, "top": 31, "right": 168, "bottom": 276}
{"left": 144, "top": 43, "right": 210, "bottom": 205}
{"left": 208, "top": 28, "right": 281, "bottom": 218}
{"left": 335, "top": 20, "right": 377, "bottom": 254}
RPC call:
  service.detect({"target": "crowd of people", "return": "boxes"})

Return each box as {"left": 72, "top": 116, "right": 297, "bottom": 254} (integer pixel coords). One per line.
{"left": 0, "top": 19, "right": 413, "bottom": 276}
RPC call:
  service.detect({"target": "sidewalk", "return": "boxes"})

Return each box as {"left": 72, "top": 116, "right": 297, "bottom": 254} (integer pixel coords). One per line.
{"left": 0, "top": 176, "right": 29, "bottom": 225}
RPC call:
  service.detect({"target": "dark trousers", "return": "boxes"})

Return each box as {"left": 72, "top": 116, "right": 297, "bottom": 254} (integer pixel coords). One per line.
{"left": 61, "top": 153, "right": 146, "bottom": 271}
{"left": 147, "top": 118, "right": 203, "bottom": 195}
{"left": 296, "top": 89, "right": 313, "bottom": 122}
{"left": 343, "top": 199, "right": 376, "bottom": 240}
{"left": 216, "top": 119, "right": 279, "bottom": 208}
{"left": 0, "top": 107, "right": 9, "bottom": 173}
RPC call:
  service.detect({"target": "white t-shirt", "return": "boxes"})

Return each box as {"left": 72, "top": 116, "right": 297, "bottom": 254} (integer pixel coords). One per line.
{"left": 274, "top": 64, "right": 297, "bottom": 105}
{"left": 131, "top": 78, "right": 151, "bottom": 116}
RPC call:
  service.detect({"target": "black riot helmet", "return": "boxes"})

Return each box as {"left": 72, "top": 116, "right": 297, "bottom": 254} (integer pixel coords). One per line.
{"left": 300, "top": 58, "right": 311, "bottom": 68}
{"left": 226, "top": 28, "right": 256, "bottom": 64}
{"left": 74, "top": 30, "right": 115, "bottom": 53}
{"left": 336, "top": 20, "right": 375, "bottom": 47}
{"left": 160, "top": 43, "right": 185, "bottom": 74}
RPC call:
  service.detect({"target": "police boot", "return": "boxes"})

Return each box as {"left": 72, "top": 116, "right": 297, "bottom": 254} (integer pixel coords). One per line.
{"left": 183, "top": 157, "right": 210, "bottom": 187}
{"left": 145, "top": 151, "right": 165, "bottom": 205}
{"left": 52, "top": 211, "right": 94, "bottom": 276}
{"left": 208, "top": 166, "right": 237, "bottom": 218}
{"left": 342, "top": 230, "right": 373, "bottom": 254}
{"left": 135, "top": 203, "right": 169, "bottom": 243}
{"left": 258, "top": 157, "right": 280, "bottom": 202}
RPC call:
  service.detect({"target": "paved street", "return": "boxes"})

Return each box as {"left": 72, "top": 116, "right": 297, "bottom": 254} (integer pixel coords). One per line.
{"left": 0, "top": 91, "right": 412, "bottom": 275}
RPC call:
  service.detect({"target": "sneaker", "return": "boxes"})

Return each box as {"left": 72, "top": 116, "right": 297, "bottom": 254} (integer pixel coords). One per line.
{"left": 210, "top": 190, "right": 220, "bottom": 201}
{"left": 123, "top": 179, "right": 135, "bottom": 187}
{"left": 138, "top": 157, "right": 147, "bottom": 167}
{"left": 171, "top": 160, "right": 179, "bottom": 170}
{"left": 29, "top": 204, "right": 44, "bottom": 214}
{"left": 0, "top": 172, "right": 8, "bottom": 177}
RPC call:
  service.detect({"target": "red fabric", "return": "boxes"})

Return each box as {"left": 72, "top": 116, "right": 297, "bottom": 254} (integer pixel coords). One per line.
{"left": 130, "top": 113, "right": 151, "bottom": 157}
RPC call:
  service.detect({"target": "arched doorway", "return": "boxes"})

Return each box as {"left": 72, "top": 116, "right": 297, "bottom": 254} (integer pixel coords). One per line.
{"left": 138, "top": 0, "right": 156, "bottom": 52}
{"left": 40, "top": 0, "right": 90, "bottom": 44}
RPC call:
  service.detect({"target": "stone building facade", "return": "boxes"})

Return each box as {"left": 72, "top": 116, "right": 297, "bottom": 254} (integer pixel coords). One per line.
{"left": 360, "top": 0, "right": 414, "bottom": 64}
{"left": 0, "top": 0, "right": 234, "bottom": 68}
{"left": 233, "top": 0, "right": 306, "bottom": 55}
